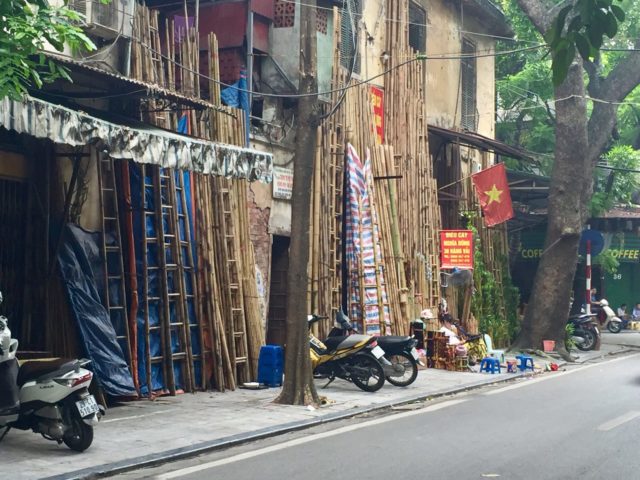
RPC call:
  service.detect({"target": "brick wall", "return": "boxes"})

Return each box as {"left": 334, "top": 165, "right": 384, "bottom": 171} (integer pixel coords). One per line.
{"left": 247, "top": 183, "right": 272, "bottom": 322}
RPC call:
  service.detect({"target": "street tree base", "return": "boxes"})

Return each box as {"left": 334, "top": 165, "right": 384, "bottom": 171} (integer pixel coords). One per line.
{"left": 274, "top": 384, "right": 320, "bottom": 407}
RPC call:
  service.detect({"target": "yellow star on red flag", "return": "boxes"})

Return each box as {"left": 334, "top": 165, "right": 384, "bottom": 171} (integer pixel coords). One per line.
{"left": 485, "top": 184, "right": 503, "bottom": 204}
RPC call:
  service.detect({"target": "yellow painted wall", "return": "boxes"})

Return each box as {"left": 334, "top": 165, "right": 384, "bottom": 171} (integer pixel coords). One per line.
{"left": 358, "top": 0, "right": 498, "bottom": 141}
{"left": 423, "top": 0, "right": 496, "bottom": 138}
{"left": 360, "top": 0, "right": 387, "bottom": 83}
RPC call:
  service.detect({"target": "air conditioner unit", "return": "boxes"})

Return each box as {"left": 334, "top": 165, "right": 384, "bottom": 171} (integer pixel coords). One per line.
{"left": 67, "top": 0, "right": 134, "bottom": 40}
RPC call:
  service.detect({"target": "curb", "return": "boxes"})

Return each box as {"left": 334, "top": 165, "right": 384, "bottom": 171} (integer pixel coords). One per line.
{"left": 42, "top": 371, "right": 538, "bottom": 480}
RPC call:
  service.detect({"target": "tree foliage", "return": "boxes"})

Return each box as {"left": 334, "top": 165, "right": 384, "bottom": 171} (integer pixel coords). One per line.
{"left": 546, "top": 0, "right": 626, "bottom": 86}
{"left": 0, "top": 0, "right": 97, "bottom": 100}
{"left": 497, "top": 0, "right": 640, "bottom": 175}
{"left": 591, "top": 144, "right": 640, "bottom": 214}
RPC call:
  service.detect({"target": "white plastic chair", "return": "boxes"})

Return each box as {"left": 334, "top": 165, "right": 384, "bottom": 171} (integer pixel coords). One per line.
{"left": 483, "top": 334, "right": 505, "bottom": 364}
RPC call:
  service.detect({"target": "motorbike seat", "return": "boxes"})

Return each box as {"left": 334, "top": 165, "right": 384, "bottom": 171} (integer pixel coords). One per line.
{"left": 375, "top": 335, "right": 412, "bottom": 347}
{"left": 323, "top": 335, "right": 373, "bottom": 352}
{"left": 323, "top": 336, "right": 346, "bottom": 352}
{"left": 17, "top": 359, "right": 73, "bottom": 387}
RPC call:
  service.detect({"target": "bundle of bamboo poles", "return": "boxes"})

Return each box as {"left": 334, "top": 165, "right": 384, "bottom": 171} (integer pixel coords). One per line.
{"left": 383, "top": 0, "right": 441, "bottom": 318}
{"left": 125, "top": 4, "right": 265, "bottom": 391}
{"left": 308, "top": 4, "right": 443, "bottom": 336}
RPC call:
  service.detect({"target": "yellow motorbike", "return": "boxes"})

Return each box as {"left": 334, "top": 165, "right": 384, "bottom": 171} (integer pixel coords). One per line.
{"left": 308, "top": 315, "right": 386, "bottom": 392}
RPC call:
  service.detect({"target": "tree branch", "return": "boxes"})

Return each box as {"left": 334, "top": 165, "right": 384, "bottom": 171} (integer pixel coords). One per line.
{"left": 587, "top": 48, "right": 640, "bottom": 162}
{"left": 516, "top": 0, "right": 571, "bottom": 34}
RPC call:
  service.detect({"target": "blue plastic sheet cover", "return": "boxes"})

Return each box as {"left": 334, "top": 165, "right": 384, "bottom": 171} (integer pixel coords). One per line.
{"left": 57, "top": 224, "right": 136, "bottom": 397}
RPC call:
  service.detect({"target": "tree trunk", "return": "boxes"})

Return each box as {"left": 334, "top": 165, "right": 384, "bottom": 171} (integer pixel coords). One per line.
{"left": 512, "top": 0, "right": 640, "bottom": 358}
{"left": 511, "top": 63, "right": 591, "bottom": 358}
{"left": 274, "top": 1, "right": 320, "bottom": 406}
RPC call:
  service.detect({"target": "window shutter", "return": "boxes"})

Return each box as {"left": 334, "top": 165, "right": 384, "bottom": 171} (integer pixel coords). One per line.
{"left": 460, "top": 39, "right": 477, "bottom": 131}
{"left": 340, "top": 0, "right": 361, "bottom": 74}
{"left": 408, "top": 2, "right": 426, "bottom": 53}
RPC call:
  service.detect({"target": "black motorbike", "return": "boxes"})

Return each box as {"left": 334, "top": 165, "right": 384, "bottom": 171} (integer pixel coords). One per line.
{"left": 329, "top": 312, "right": 421, "bottom": 387}
{"left": 567, "top": 313, "right": 599, "bottom": 351}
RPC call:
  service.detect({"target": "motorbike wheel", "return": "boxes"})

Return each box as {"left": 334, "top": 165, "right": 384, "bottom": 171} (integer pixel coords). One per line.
{"left": 350, "top": 353, "right": 385, "bottom": 392}
{"left": 385, "top": 352, "right": 418, "bottom": 387}
{"left": 62, "top": 409, "right": 94, "bottom": 452}
{"left": 607, "top": 322, "right": 622, "bottom": 334}
{"left": 576, "top": 330, "right": 596, "bottom": 351}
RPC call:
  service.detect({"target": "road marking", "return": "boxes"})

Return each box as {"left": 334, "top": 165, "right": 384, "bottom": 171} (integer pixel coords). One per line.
{"left": 484, "top": 352, "right": 640, "bottom": 396}
{"left": 598, "top": 411, "right": 640, "bottom": 431}
{"left": 154, "top": 399, "right": 467, "bottom": 479}
{"left": 101, "top": 408, "right": 179, "bottom": 424}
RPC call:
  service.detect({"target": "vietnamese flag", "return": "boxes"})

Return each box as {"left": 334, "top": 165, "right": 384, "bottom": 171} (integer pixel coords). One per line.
{"left": 471, "top": 163, "right": 513, "bottom": 227}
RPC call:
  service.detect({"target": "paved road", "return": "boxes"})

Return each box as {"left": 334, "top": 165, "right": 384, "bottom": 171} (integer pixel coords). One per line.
{"left": 601, "top": 330, "right": 640, "bottom": 348}
{"left": 120, "top": 352, "right": 640, "bottom": 480}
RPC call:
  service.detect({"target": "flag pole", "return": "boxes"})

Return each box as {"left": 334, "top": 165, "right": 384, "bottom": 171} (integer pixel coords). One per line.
{"left": 438, "top": 172, "right": 475, "bottom": 191}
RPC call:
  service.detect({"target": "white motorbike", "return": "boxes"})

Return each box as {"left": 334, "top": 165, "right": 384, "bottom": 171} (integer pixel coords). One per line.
{"left": 600, "top": 299, "right": 624, "bottom": 334}
{"left": 0, "top": 292, "right": 102, "bottom": 451}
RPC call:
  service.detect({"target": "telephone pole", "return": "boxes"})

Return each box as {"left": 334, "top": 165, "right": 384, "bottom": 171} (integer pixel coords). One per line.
{"left": 275, "top": 0, "right": 320, "bottom": 405}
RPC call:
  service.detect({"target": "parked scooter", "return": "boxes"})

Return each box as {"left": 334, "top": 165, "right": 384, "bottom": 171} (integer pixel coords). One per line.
{"left": 308, "top": 314, "right": 387, "bottom": 392}
{"left": 0, "top": 292, "right": 102, "bottom": 451}
{"left": 567, "top": 313, "right": 599, "bottom": 351}
{"left": 600, "top": 299, "right": 624, "bottom": 333}
{"left": 328, "top": 312, "right": 421, "bottom": 387}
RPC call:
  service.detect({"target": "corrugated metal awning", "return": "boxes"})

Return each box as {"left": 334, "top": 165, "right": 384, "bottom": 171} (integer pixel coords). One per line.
{"left": 428, "top": 124, "right": 533, "bottom": 161}
{"left": 0, "top": 96, "right": 272, "bottom": 183}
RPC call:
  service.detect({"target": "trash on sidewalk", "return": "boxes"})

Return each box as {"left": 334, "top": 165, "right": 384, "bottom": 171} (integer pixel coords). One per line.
{"left": 240, "top": 382, "right": 268, "bottom": 390}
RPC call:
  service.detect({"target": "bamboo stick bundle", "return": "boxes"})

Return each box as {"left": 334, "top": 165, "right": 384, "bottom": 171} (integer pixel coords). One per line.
{"left": 234, "top": 180, "right": 264, "bottom": 380}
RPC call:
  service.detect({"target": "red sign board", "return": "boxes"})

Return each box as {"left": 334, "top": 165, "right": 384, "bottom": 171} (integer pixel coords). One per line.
{"left": 370, "top": 86, "right": 384, "bottom": 144}
{"left": 440, "top": 230, "right": 474, "bottom": 269}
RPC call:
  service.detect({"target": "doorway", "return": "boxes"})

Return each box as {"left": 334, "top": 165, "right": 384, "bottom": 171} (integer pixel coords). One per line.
{"left": 266, "top": 235, "right": 290, "bottom": 346}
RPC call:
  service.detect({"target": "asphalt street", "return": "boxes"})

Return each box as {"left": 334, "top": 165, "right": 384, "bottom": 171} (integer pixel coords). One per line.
{"left": 119, "top": 350, "right": 640, "bottom": 480}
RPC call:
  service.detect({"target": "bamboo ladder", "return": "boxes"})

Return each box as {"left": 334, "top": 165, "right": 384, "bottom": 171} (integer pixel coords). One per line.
{"left": 217, "top": 179, "right": 251, "bottom": 384}
{"left": 96, "top": 154, "right": 134, "bottom": 381}
{"left": 154, "top": 168, "right": 195, "bottom": 393}
{"left": 138, "top": 164, "right": 169, "bottom": 395}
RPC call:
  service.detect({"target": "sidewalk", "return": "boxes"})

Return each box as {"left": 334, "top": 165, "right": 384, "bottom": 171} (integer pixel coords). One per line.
{"left": 4, "top": 343, "right": 632, "bottom": 480}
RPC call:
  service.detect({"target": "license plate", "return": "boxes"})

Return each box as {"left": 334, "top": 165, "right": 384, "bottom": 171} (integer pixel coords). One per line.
{"left": 410, "top": 347, "right": 419, "bottom": 360}
{"left": 76, "top": 395, "right": 99, "bottom": 418}
{"left": 371, "top": 345, "right": 385, "bottom": 359}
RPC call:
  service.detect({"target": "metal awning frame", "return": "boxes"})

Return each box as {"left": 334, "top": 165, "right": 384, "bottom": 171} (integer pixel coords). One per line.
{"left": 0, "top": 95, "right": 272, "bottom": 182}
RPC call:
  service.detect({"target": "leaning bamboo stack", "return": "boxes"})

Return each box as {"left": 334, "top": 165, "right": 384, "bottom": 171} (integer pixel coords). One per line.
{"left": 384, "top": 0, "right": 441, "bottom": 318}
{"left": 126, "top": 4, "right": 265, "bottom": 391}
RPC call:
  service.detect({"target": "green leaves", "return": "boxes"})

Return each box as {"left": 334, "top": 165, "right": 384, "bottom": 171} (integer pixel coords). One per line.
{"left": 546, "top": 0, "right": 627, "bottom": 86}
{"left": 1, "top": 0, "right": 98, "bottom": 100}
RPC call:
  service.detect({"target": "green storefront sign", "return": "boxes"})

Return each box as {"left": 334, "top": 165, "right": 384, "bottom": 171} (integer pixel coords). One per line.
{"left": 516, "top": 231, "right": 640, "bottom": 263}
{"left": 515, "top": 230, "right": 640, "bottom": 309}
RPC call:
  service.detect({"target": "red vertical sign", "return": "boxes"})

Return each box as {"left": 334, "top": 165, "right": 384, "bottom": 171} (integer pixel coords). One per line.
{"left": 370, "top": 86, "right": 384, "bottom": 144}
{"left": 440, "top": 230, "right": 474, "bottom": 269}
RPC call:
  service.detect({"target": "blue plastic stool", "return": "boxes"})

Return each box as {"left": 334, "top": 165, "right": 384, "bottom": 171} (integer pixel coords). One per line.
{"left": 479, "top": 357, "right": 501, "bottom": 374}
{"left": 515, "top": 355, "right": 534, "bottom": 372}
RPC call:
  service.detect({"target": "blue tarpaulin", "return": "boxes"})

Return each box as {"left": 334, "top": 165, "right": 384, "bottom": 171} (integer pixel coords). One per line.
{"left": 221, "top": 69, "right": 250, "bottom": 146}
{"left": 57, "top": 224, "right": 136, "bottom": 397}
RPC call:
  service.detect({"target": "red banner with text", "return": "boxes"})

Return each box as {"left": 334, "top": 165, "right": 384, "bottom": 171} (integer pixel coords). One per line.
{"left": 370, "top": 86, "right": 384, "bottom": 144}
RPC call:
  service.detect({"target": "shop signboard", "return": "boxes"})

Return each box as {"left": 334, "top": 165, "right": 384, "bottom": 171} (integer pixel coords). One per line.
{"left": 440, "top": 230, "right": 473, "bottom": 269}
{"left": 272, "top": 166, "right": 293, "bottom": 200}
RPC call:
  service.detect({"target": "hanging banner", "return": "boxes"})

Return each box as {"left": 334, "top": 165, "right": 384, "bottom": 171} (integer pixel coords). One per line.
{"left": 370, "top": 86, "right": 384, "bottom": 144}
{"left": 440, "top": 230, "right": 474, "bottom": 269}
